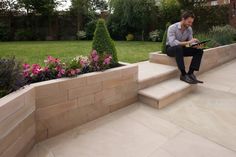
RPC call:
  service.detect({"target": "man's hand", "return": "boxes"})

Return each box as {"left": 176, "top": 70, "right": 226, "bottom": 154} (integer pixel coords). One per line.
{"left": 193, "top": 43, "right": 205, "bottom": 49}
{"left": 189, "top": 38, "right": 199, "bottom": 44}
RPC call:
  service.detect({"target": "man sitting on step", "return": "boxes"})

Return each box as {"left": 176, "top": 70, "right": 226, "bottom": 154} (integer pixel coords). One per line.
{"left": 166, "top": 11, "right": 204, "bottom": 84}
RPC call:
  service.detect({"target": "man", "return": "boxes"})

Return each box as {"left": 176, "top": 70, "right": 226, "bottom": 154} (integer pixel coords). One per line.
{"left": 166, "top": 11, "right": 204, "bottom": 84}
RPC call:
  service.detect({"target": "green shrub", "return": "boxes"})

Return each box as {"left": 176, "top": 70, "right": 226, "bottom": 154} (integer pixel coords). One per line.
{"left": 161, "top": 22, "right": 171, "bottom": 54}
{"left": 195, "top": 33, "right": 220, "bottom": 48}
{"left": 0, "top": 57, "right": 26, "bottom": 98}
{"left": 92, "top": 19, "right": 118, "bottom": 64}
{"left": 210, "top": 25, "right": 236, "bottom": 45}
{"left": 0, "top": 22, "right": 10, "bottom": 41}
{"left": 159, "top": 0, "right": 180, "bottom": 30}
{"left": 14, "top": 29, "right": 33, "bottom": 41}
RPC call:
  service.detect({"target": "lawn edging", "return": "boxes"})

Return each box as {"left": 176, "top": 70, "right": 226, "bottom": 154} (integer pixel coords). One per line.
{"left": 0, "top": 63, "right": 138, "bottom": 157}
{"left": 149, "top": 43, "right": 236, "bottom": 74}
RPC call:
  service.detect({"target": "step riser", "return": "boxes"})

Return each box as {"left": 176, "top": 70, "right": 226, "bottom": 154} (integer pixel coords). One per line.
{"left": 139, "top": 85, "right": 197, "bottom": 109}
{"left": 138, "top": 70, "right": 178, "bottom": 90}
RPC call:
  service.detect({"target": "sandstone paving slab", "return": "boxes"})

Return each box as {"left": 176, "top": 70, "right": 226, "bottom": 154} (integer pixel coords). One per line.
{"left": 151, "top": 86, "right": 236, "bottom": 152}
{"left": 199, "top": 59, "right": 236, "bottom": 94}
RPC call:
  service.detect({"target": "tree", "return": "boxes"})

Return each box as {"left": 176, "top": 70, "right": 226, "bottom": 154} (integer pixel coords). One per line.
{"left": 70, "top": 0, "right": 89, "bottom": 32}
{"left": 0, "top": 0, "right": 19, "bottom": 15}
{"left": 92, "top": 19, "right": 118, "bottom": 64}
{"left": 17, "top": 0, "right": 59, "bottom": 15}
{"left": 70, "top": 0, "right": 108, "bottom": 37}
{"left": 160, "top": 0, "right": 181, "bottom": 30}
{"left": 90, "top": 0, "right": 108, "bottom": 11}
{"left": 108, "top": 0, "right": 158, "bottom": 40}
{"left": 177, "top": 0, "right": 207, "bottom": 10}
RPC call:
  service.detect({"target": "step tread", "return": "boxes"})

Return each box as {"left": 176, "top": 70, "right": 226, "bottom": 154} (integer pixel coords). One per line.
{"left": 138, "top": 78, "right": 196, "bottom": 100}
{"left": 137, "top": 61, "right": 178, "bottom": 83}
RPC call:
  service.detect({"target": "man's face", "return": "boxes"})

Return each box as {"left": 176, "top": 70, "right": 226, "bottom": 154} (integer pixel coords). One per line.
{"left": 182, "top": 17, "right": 194, "bottom": 28}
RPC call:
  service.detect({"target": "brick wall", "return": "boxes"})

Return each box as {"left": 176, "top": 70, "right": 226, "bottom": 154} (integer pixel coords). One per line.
{"left": 230, "top": 0, "right": 236, "bottom": 28}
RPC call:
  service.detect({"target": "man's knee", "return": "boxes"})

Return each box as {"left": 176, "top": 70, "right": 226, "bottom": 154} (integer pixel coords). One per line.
{"left": 174, "top": 45, "right": 183, "bottom": 55}
{"left": 197, "top": 49, "right": 204, "bottom": 54}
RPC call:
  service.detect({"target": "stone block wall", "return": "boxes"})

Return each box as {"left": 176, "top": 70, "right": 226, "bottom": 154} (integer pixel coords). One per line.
{"left": 0, "top": 64, "right": 138, "bottom": 157}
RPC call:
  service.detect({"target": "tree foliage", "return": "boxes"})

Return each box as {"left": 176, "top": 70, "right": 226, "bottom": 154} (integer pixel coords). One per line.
{"left": 108, "top": 0, "right": 158, "bottom": 40}
{"left": 161, "top": 22, "right": 171, "bottom": 54}
{"left": 17, "top": 0, "right": 59, "bottom": 15}
{"left": 92, "top": 19, "right": 118, "bottom": 64}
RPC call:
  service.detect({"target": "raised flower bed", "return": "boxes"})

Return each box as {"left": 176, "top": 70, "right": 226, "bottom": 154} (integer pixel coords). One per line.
{"left": 0, "top": 50, "right": 138, "bottom": 157}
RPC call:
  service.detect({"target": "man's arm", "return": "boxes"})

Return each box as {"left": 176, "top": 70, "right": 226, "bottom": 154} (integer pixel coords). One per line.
{"left": 168, "top": 26, "right": 198, "bottom": 47}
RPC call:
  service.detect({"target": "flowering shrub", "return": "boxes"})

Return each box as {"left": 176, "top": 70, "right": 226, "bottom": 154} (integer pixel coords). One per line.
{"left": 23, "top": 50, "right": 113, "bottom": 84}
{"left": 67, "top": 55, "right": 90, "bottom": 75}
{"left": 89, "top": 50, "right": 112, "bottom": 71}
{"left": 23, "top": 56, "right": 67, "bottom": 83}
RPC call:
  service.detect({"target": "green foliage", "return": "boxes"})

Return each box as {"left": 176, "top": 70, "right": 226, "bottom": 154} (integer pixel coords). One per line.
{"left": 85, "top": 19, "right": 97, "bottom": 40}
{"left": 18, "top": 0, "right": 58, "bottom": 15}
{"left": 194, "top": 33, "right": 220, "bottom": 48}
{"left": 0, "top": 22, "right": 10, "bottom": 41}
{"left": 92, "top": 19, "right": 118, "bottom": 64}
{"left": 161, "top": 22, "right": 171, "bottom": 54}
{"left": 209, "top": 25, "right": 236, "bottom": 45}
{"left": 193, "top": 5, "right": 229, "bottom": 32}
{"left": 0, "top": 57, "right": 26, "bottom": 98}
{"left": 108, "top": 0, "right": 158, "bottom": 40}
{"left": 159, "top": 0, "right": 180, "bottom": 30}
{"left": 14, "top": 29, "right": 33, "bottom": 41}
{"left": 177, "top": 0, "right": 207, "bottom": 11}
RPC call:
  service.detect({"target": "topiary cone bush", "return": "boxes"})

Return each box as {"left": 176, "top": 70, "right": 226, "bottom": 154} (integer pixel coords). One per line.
{"left": 92, "top": 19, "right": 118, "bottom": 65}
{"left": 161, "top": 22, "right": 171, "bottom": 54}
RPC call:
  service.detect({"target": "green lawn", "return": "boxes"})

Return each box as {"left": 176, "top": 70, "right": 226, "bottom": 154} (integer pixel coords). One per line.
{"left": 0, "top": 41, "right": 161, "bottom": 64}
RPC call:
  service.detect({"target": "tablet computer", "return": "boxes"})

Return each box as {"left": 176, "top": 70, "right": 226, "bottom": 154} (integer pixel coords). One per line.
{"left": 190, "top": 39, "right": 211, "bottom": 47}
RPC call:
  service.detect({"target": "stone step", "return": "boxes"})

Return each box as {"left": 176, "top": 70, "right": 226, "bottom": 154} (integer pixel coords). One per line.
{"left": 138, "top": 78, "right": 197, "bottom": 109}
{"left": 137, "top": 61, "right": 178, "bottom": 90}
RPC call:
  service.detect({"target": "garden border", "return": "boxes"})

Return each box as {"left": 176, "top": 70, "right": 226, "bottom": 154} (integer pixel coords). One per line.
{"left": 0, "top": 63, "right": 138, "bottom": 157}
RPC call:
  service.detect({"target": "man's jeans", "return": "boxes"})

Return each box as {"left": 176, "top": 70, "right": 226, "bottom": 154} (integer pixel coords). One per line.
{"left": 166, "top": 45, "right": 204, "bottom": 72}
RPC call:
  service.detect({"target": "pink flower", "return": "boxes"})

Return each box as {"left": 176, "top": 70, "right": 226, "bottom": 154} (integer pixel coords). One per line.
{"left": 60, "top": 69, "right": 65, "bottom": 75}
{"left": 57, "top": 73, "right": 62, "bottom": 78}
{"left": 91, "top": 50, "right": 97, "bottom": 57}
{"left": 23, "top": 71, "right": 29, "bottom": 77}
{"left": 47, "top": 56, "right": 60, "bottom": 64}
{"left": 76, "top": 69, "right": 81, "bottom": 74}
{"left": 55, "top": 58, "right": 60, "bottom": 63}
{"left": 80, "top": 60, "right": 85, "bottom": 67}
{"left": 71, "top": 70, "right": 76, "bottom": 75}
{"left": 93, "top": 55, "right": 99, "bottom": 62}
{"left": 23, "top": 63, "right": 30, "bottom": 70}
{"left": 103, "top": 56, "right": 112, "bottom": 65}
{"left": 55, "top": 65, "right": 62, "bottom": 71}
{"left": 32, "top": 64, "right": 41, "bottom": 75}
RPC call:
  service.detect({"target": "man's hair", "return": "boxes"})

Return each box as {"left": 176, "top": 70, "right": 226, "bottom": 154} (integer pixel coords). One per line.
{"left": 181, "top": 11, "right": 195, "bottom": 20}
